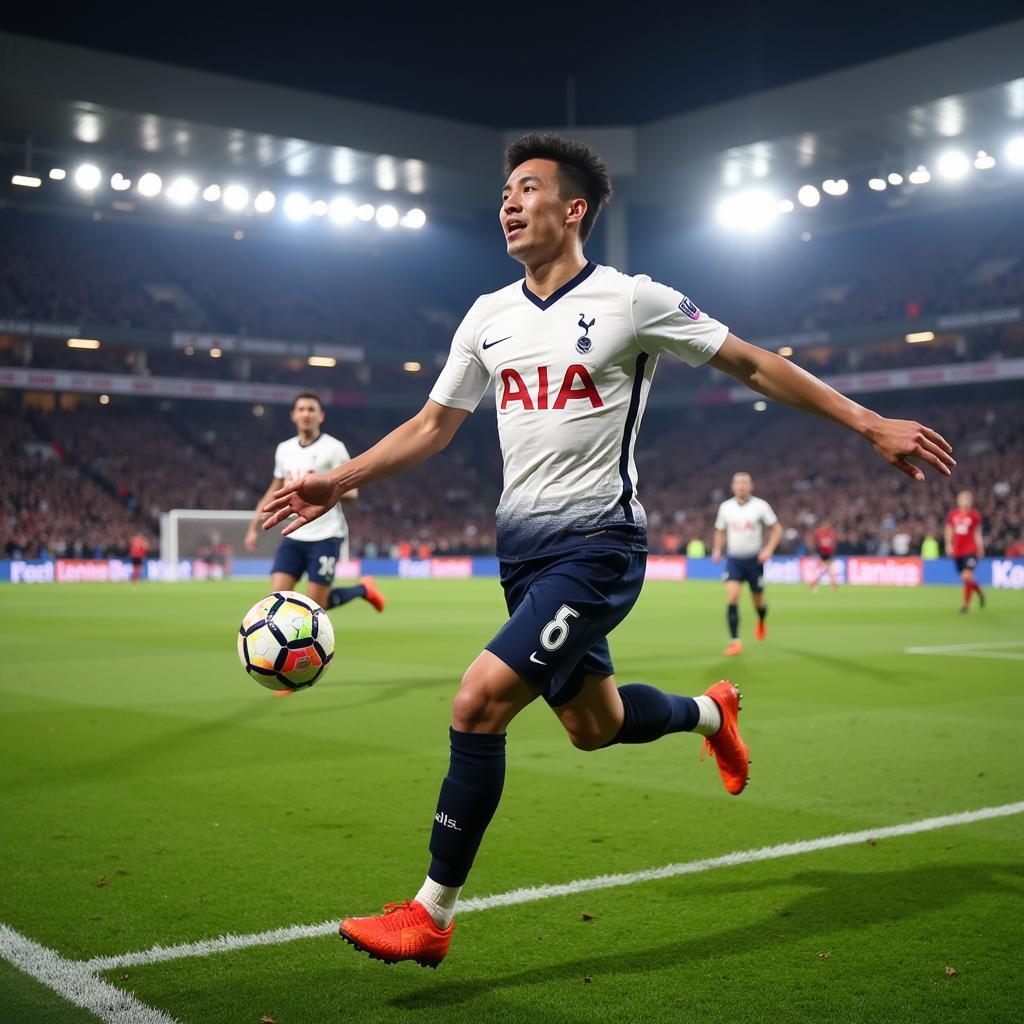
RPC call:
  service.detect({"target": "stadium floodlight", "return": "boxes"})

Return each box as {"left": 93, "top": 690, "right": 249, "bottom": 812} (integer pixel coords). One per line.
{"left": 403, "top": 361, "right": 422, "bottom": 372}
{"left": 99, "top": 394, "right": 111, "bottom": 405}
{"left": 283, "top": 193, "right": 311, "bottom": 221}
{"left": 1006, "top": 136, "right": 1024, "bottom": 167}
{"left": 376, "top": 205, "right": 399, "bottom": 229}
{"left": 936, "top": 150, "right": 970, "bottom": 182}
{"left": 202, "top": 184, "right": 222, "bottom": 202}
{"left": 753, "top": 401, "right": 767, "bottom": 412}
{"left": 797, "top": 184, "right": 820, "bottom": 207}
{"left": 311, "top": 199, "right": 328, "bottom": 217}
{"left": 308, "top": 356, "right": 337, "bottom": 367}
{"left": 210, "top": 347, "right": 223, "bottom": 358}
{"left": 253, "top": 190, "right": 276, "bottom": 213}
{"left": 11, "top": 174, "right": 42, "bottom": 188}
{"left": 822, "top": 179, "right": 848, "bottom": 196}
{"left": 778, "top": 346, "right": 794, "bottom": 357}
{"left": 401, "top": 208, "right": 427, "bottom": 229}
{"left": 166, "top": 177, "right": 198, "bottom": 205}
{"left": 776, "top": 199, "right": 794, "bottom": 214}
{"left": 356, "top": 203, "right": 375, "bottom": 222}
{"left": 329, "top": 197, "right": 356, "bottom": 224}
{"left": 138, "top": 172, "right": 163, "bottom": 197}
{"left": 715, "top": 189, "right": 777, "bottom": 231}
{"left": 67, "top": 338, "right": 101, "bottom": 349}
{"left": 887, "top": 172, "right": 904, "bottom": 186}
{"left": 974, "top": 150, "right": 996, "bottom": 170}
{"left": 905, "top": 331, "right": 935, "bottom": 344}
{"left": 868, "top": 178, "right": 887, "bottom": 191}
{"left": 74, "top": 163, "right": 102, "bottom": 190}
{"left": 908, "top": 165, "right": 931, "bottom": 184}
{"left": 110, "top": 173, "right": 132, "bottom": 191}
{"left": 222, "top": 184, "right": 249, "bottom": 211}
{"left": 49, "top": 168, "right": 66, "bottom": 181}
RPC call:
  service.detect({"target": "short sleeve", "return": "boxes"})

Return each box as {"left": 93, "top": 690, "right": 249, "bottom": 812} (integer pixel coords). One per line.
{"left": 273, "top": 443, "right": 286, "bottom": 479}
{"left": 714, "top": 503, "right": 727, "bottom": 531}
{"left": 632, "top": 277, "right": 728, "bottom": 367}
{"left": 429, "top": 303, "right": 491, "bottom": 413}
{"left": 332, "top": 440, "right": 351, "bottom": 469}
{"left": 760, "top": 501, "right": 779, "bottom": 527}
{"left": 944, "top": 510, "right": 954, "bottom": 526}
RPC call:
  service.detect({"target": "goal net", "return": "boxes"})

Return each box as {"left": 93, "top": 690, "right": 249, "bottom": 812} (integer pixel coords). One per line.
{"left": 160, "top": 509, "right": 277, "bottom": 577}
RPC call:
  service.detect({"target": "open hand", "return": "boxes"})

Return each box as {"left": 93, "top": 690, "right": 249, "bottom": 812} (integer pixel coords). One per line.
{"left": 866, "top": 418, "right": 955, "bottom": 482}
{"left": 261, "top": 473, "right": 340, "bottom": 536}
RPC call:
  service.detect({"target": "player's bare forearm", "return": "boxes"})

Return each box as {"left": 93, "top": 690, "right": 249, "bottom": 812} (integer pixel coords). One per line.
{"left": 250, "top": 479, "right": 283, "bottom": 530}
{"left": 708, "top": 334, "right": 955, "bottom": 482}
{"left": 712, "top": 529, "right": 725, "bottom": 560}
{"left": 764, "top": 522, "right": 783, "bottom": 557}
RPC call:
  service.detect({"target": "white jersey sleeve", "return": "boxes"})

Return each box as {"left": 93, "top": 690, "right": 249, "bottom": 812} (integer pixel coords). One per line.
{"left": 758, "top": 498, "right": 779, "bottom": 527}
{"left": 714, "top": 501, "right": 728, "bottom": 531}
{"left": 429, "top": 302, "right": 490, "bottom": 413}
{"left": 272, "top": 442, "right": 287, "bottom": 480}
{"left": 631, "top": 278, "right": 728, "bottom": 367}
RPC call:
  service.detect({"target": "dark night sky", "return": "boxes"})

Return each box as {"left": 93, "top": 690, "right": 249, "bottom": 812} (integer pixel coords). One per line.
{"left": 2, "top": 3, "right": 1021, "bottom": 127}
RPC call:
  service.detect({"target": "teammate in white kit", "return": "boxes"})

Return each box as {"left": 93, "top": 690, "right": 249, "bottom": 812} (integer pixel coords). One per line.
{"left": 245, "top": 393, "right": 384, "bottom": 614}
{"left": 712, "top": 472, "right": 782, "bottom": 656}
{"left": 261, "top": 133, "right": 955, "bottom": 967}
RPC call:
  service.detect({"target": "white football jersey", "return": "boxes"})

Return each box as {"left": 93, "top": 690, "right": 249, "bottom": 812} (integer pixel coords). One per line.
{"left": 429, "top": 262, "right": 728, "bottom": 561}
{"left": 273, "top": 432, "right": 351, "bottom": 542}
{"left": 714, "top": 496, "right": 778, "bottom": 558}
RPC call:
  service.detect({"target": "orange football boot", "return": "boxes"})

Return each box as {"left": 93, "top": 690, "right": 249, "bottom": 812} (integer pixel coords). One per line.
{"left": 754, "top": 619, "right": 766, "bottom": 641}
{"left": 340, "top": 900, "right": 453, "bottom": 968}
{"left": 701, "top": 680, "right": 749, "bottom": 795}
{"left": 723, "top": 639, "right": 743, "bottom": 656}
{"left": 359, "top": 576, "right": 386, "bottom": 613}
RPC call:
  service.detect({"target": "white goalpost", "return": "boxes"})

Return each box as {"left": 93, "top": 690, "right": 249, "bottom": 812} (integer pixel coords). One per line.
{"left": 160, "top": 509, "right": 275, "bottom": 571}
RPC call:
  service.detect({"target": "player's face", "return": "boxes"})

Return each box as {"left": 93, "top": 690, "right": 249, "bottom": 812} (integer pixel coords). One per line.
{"left": 291, "top": 400, "right": 324, "bottom": 434}
{"left": 500, "top": 159, "right": 584, "bottom": 265}
{"left": 731, "top": 474, "right": 753, "bottom": 500}
{"left": 957, "top": 490, "right": 973, "bottom": 510}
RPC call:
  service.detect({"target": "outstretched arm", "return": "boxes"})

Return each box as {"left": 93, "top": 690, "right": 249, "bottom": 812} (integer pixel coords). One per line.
{"left": 245, "top": 477, "right": 284, "bottom": 551}
{"left": 759, "top": 521, "right": 783, "bottom": 563}
{"left": 708, "top": 334, "right": 955, "bottom": 481}
{"left": 262, "top": 400, "right": 469, "bottom": 536}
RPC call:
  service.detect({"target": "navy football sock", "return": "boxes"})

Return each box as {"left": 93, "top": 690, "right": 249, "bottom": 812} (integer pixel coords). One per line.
{"left": 727, "top": 604, "right": 739, "bottom": 638}
{"left": 428, "top": 728, "right": 506, "bottom": 888}
{"left": 756, "top": 603, "right": 767, "bottom": 621}
{"left": 606, "top": 683, "right": 700, "bottom": 745}
{"left": 327, "top": 584, "right": 367, "bottom": 608}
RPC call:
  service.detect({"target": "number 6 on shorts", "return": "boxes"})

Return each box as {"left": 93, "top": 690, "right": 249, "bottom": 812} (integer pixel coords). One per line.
{"left": 540, "top": 604, "right": 580, "bottom": 652}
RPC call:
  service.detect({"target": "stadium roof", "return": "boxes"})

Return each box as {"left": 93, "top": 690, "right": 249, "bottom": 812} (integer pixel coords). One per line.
{"left": 2, "top": 21, "right": 1023, "bottom": 213}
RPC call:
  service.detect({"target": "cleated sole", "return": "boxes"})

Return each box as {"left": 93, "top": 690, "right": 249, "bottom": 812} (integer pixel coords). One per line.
{"left": 339, "top": 926, "right": 444, "bottom": 969}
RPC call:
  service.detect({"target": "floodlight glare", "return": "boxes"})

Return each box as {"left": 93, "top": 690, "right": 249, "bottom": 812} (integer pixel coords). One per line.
{"left": 329, "top": 197, "right": 356, "bottom": 224}
{"left": 110, "top": 173, "right": 132, "bottom": 191}
{"left": 1006, "top": 136, "right": 1024, "bottom": 167}
{"left": 311, "top": 199, "right": 328, "bottom": 217}
{"left": 376, "top": 205, "right": 399, "bottom": 229}
{"left": 253, "top": 190, "right": 276, "bottom": 213}
{"left": 974, "top": 150, "right": 996, "bottom": 170}
{"left": 776, "top": 199, "right": 794, "bottom": 214}
{"left": 356, "top": 203, "right": 375, "bottom": 222}
{"left": 49, "top": 168, "right": 66, "bottom": 181}
{"left": 887, "top": 172, "right": 904, "bottom": 186}
{"left": 908, "top": 165, "right": 931, "bottom": 184}
{"left": 74, "top": 164, "right": 102, "bottom": 190}
{"left": 822, "top": 179, "right": 848, "bottom": 196}
{"left": 753, "top": 401, "right": 767, "bottom": 412}
{"left": 222, "top": 184, "right": 249, "bottom": 211}
{"left": 936, "top": 150, "right": 969, "bottom": 181}
{"left": 797, "top": 184, "right": 820, "bottom": 207}
{"left": 11, "top": 174, "right": 42, "bottom": 188}
{"left": 715, "top": 189, "right": 777, "bottom": 231}
{"left": 138, "top": 172, "right": 163, "bottom": 197}
{"left": 166, "top": 177, "right": 198, "bottom": 205}
{"left": 868, "top": 178, "right": 886, "bottom": 191}
{"left": 402, "top": 208, "right": 427, "bottom": 229}
{"left": 202, "top": 184, "right": 222, "bottom": 202}
{"left": 283, "top": 193, "right": 311, "bottom": 221}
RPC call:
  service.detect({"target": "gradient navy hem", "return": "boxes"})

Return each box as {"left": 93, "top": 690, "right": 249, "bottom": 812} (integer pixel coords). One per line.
{"left": 486, "top": 539, "right": 646, "bottom": 707}
{"left": 724, "top": 554, "right": 764, "bottom": 593}
{"left": 271, "top": 536, "right": 343, "bottom": 584}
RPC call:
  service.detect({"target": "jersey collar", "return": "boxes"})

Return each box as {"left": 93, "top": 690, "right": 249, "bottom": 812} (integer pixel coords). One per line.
{"left": 521, "top": 261, "right": 597, "bottom": 311}
{"left": 298, "top": 432, "right": 324, "bottom": 449}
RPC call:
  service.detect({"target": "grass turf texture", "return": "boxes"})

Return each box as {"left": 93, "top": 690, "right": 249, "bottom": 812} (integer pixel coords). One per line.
{"left": 0, "top": 578, "right": 1021, "bottom": 1023}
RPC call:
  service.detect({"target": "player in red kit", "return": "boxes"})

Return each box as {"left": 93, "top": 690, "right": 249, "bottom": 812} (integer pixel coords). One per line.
{"left": 808, "top": 521, "right": 839, "bottom": 591}
{"left": 944, "top": 490, "right": 985, "bottom": 613}
{"left": 129, "top": 533, "right": 149, "bottom": 585}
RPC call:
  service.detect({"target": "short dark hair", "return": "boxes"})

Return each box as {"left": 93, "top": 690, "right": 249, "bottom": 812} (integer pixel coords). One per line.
{"left": 293, "top": 392, "right": 323, "bottom": 410}
{"left": 503, "top": 133, "right": 613, "bottom": 244}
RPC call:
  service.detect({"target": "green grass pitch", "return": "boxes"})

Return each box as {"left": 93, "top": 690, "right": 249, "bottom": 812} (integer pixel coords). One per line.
{"left": 1, "top": 578, "right": 1022, "bottom": 1023}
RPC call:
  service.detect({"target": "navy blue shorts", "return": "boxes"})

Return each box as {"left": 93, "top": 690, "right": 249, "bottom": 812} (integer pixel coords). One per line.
{"left": 271, "top": 537, "right": 343, "bottom": 585}
{"left": 954, "top": 555, "right": 978, "bottom": 574}
{"left": 724, "top": 555, "right": 764, "bottom": 593}
{"left": 486, "top": 542, "right": 647, "bottom": 708}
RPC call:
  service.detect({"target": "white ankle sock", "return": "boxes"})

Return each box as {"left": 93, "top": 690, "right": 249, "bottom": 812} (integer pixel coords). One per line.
{"left": 415, "top": 877, "right": 461, "bottom": 929}
{"left": 693, "top": 695, "right": 722, "bottom": 737}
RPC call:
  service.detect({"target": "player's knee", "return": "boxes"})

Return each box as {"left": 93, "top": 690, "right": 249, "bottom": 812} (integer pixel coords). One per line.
{"left": 559, "top": 714, "right": 610, "bottom": 752}
{"left": 451, "top": 673, "right": 496, "bottom": 731}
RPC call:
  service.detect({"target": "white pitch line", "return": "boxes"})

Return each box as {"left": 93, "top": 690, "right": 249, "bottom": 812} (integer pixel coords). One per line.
{"left": 0, "top": 923, "right": 178, "bottom": 1024}
{"left": 905, "top": 640, "right": 1024, "bottom": 654}
{"left": 83, "top": 799, "right": 1024, "bottom": 973}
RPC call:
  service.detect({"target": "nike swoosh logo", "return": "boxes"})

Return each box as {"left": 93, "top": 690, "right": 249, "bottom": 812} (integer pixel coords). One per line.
{"left": 529, "top": 651, "right": 547, "bottom": 666}
{"left": 482, "top": 336, "right": 513, "bottom": 350}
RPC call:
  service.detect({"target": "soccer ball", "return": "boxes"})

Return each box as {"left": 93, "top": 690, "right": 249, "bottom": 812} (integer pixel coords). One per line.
{"left": 237, "top": 591, "right": 335, "bottom": 692}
